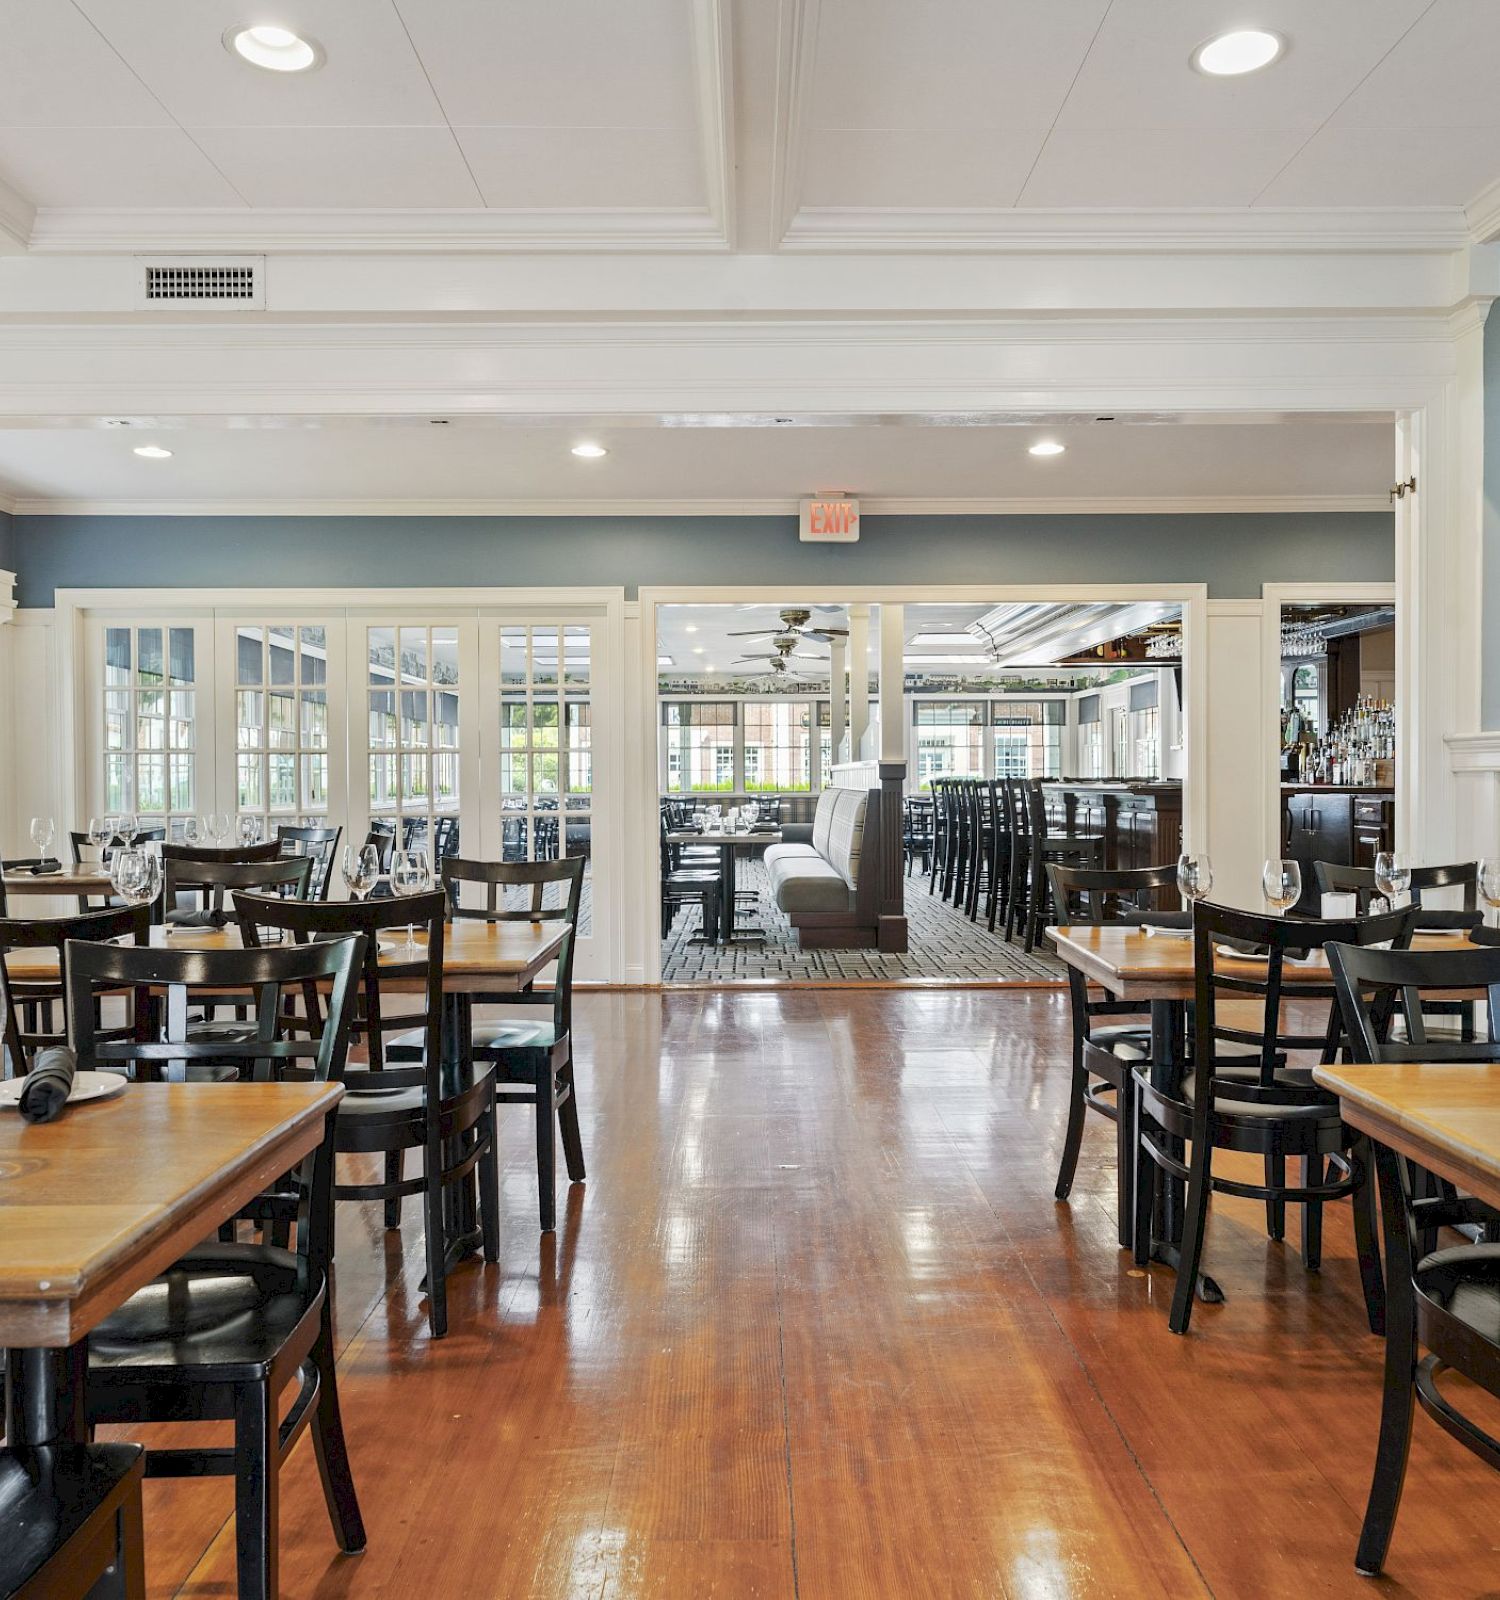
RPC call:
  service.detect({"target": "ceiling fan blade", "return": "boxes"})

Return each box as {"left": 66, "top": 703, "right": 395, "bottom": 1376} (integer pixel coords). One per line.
{"left": 801, "top": 628, "right": 849, "bottom": 642}
{"left": 727, "top": 629, "right": 777, "bottom": 638}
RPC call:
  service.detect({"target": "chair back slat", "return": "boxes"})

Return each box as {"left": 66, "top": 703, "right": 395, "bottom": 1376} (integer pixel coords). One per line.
{"left": 1314, "top": 859, "right": 1479, "bottom": 914}
{"left": 163, "top": 849, "right": 313, "bottom": 920}
{"left": 276, "top": 824, "right": 343, "bottom": 900}
{"left": 1329, "top": 941, "right": 1500, "bottom": 1064}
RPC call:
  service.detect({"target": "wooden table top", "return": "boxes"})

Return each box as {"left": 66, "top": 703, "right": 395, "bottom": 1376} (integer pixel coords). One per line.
{"left": 1047, "top": 923, "right": 1479, "bottom": 1002}
{"left": 665, "top": 828, "right": 782, "bottom": 848}
{"left": 2, "top": 866, "right": 113, "bottom": 896}
{"left": 0, "top": 1080, "right": 341, "bottom": 1347}
{"left": 1311, "top": 1063, "right": 1500, "bottom": 1211}
{"left": 1, "top": 917, "right": 569, "bottom": 995}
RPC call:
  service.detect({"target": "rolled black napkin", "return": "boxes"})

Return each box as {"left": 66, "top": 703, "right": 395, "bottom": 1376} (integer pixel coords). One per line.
{"left": 1119, "top": 910, "right": 1192, "bottom": 930}
{"left": 166, "top": 907, "right": 232, "bottom": 929}
{"left": 28, "top": 859, "right": 61, "bottom": 875}
{"left": 1413, "top": 909, "right": 1483, "bottom": 932}
{"left": 19, "top": 1046, "right": 78, "bottom": 1124}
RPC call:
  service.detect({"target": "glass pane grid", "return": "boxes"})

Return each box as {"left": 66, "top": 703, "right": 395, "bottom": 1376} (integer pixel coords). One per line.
{"left": 368, "top": 624, "right": 459, "bottom": 839}
{"left": 236, "top": 623, "right": 333, "bottom": 828}
{"left": 101, "top": 624, "right": 197, "bottom": 831}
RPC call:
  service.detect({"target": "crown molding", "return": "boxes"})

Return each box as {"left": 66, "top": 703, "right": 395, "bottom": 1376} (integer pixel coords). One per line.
{"left": 1467, "top": 175, "right": 1500, "bottom": 247}
{"left": 6, "top": 493, "right": 1392, "bottom": 518}
{"left": 0, "top": 177, "right": 34, "bottom": 254}
{"left": 691, "top": 0, "right": 736, "bottom": 250}
{"left": 779, "top": 205, "right": 1474, "bottom": 255}
{"left": 23, "top": 206, "right": 731, "bottom": 255}
{"left": 1447, "top": 731, "right": 1500, "bottom": 772}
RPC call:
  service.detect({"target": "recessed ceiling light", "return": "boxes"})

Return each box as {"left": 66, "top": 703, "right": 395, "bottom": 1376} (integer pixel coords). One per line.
{"left": 226, "top": 24, "right": 323, "bottom": 73}
{"left": 683, "top": 623, "right": 698, "bottom": 634}
{"left": 1193, "top": 29, "right": 1283, "bottom": 77}
{"left": 1028, "top": 440, "right": 1065, "bottom": 457}
{"left": 910, "top": 632, "right": 983, "bottom": 647}
{"left": 570, "top": 442, "right": 608, "bottom": 459}
{"left": 704, "top": 663, "right": 715, "bottom": 672}
{"left": 658, "top": 655, "right": 674, "bottom": 666}
{"left": 692, "top": 647, "right": 705, "bottom": 655}
{"left": 132, "top": 444, "right": 173, "bottom": 460}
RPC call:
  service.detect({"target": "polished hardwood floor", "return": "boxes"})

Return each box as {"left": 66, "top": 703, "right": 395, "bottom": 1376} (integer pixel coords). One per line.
{"left": 125, "top": 988, "right": 1499, "bottom": 1598}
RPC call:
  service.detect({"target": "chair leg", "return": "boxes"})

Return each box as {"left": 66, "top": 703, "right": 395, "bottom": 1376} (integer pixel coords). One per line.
{"left": 309, "top": 1319, "right": 367, "bottom": 1556}
{"left": 536, "top": 1054, "right": 558, "bottom": 1232}
{"left": 1115, "top": 1073, "right": 1137, "bottom": 1253}
{"left": 557, "top": 1047, "right": 586, "bottom": 1184}
{"left": 422, "top": 1153, "right": 448, "bottom": 1339}
{"left": 1352, "top": 1140, "right": 1386, "bottom": 1336}
{"left": 1168, "top": 1136, "right": 1214, "bottom": 1335}
{"left": 1132, "top": 1113, "right": 1155, "bottom": 1268}
{"left": 1265, "top": 1151, "right": 1285, "bottom": 1241}
{"left": 383, "top": 1151, "right": 402, "bottom": 1229}
{"left": 479, "top": 1103, "right": 502, "bottom": 1265}
{"left": 233, "top": 1381, "right": 278, "bottom": 1600}
{"left": 1356, "top": 1141, "right": 1418, "bottom": 1576}
{"left": 1054, "top": 1048, "right": 1089, "bottom": 1202}
{"left": 1301, "top": 1154, "right": 1324, "bottom": 1271}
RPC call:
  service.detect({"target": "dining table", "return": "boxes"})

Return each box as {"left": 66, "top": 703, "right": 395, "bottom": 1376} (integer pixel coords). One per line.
{"left": 1046, "top": 922, "right": 1485, "bottom": 1294}
{"left": 1310, "top": 1060, "right": 1500, "bottom": 1574}
{"left": 665, "top": 826, "right": 782, "bottom": 944}
{"left": 2, "top": 864, "right": 114, "bottom": 900}
{"left": 0, "top": 1080, "right": 343, "bottom": 1590}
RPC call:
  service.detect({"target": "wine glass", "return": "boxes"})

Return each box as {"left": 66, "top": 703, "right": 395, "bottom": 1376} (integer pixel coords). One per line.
{"left": 238, "top": 814, "right": 261, "bottom": 846}
{"left": 1374, "top": 851, "right": 1412, "bottom": 905}
{"left": 109, "top": 847, "right": 161, "bottom": 911}
{"left": 341, "top": 843, "right": 380, "bottom": 902}
{"left": 202, "top": 812, "right": 227, "bottom": 845}
{"left": 1262, "top": 858, "right": 1302, "bottom": 916}
{"left": 86, "top": 815, "right": 108, "bottom": 864}
{"left": 1177, "top": 852, "right": 1213, "bottom": 906}
{"left": 118, "top": 813, "right": 139, "bottom": 846}
{"left": 391, "top": 849, "right": 433, "bottom": 950}
{"left": 1478, "top": 857, "right": 1500, "bottom": 928}
{"left": 180, "top": 816, "right": 202, "bottom": 847}
{"left": 28, "top": 815, "right": 55, "bottom": 865}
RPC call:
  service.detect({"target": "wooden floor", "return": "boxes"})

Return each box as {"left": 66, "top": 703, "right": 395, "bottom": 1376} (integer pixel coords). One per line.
{"left": 131, "top": 988, "right": 1499, "bottom": 1598}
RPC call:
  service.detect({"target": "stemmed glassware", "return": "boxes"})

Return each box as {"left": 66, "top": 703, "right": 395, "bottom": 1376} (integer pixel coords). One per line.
{"left": 341, "top": 843, "right": 381, "bottom": 902}
{"left": 28, "top": 815, "right": 55, "bottom": 866}
{"left": 204, "top": 813, "right": 230, "bottom": 846}
{"left": 1478, "top": 857, "right": 1500, "bottom": 928}
{"left": 87, "top": 816, "right": 108, "bottom": 863}
{"left": 1177, "top": 852, "right": 1213, "bottom": 908}
{"left": 391, "top": 848, "right": 433, "bottom": 950}
{"left": 1374, "top": 851, "right": 1412, "bottom": 906}
{"left": 180, "top": 816, "right": 202, "bottom": 847}
{"left": 117, "top": 813, "right": 139, "bottom": 847}
{"left": 238, "top": 815, "right": 261, "bottom": 846}
{"left": 109, "top": 846, "right": 161, "bottom": 911}
{"left": 1262, "top": 858, "right": 1302, "bottom": 916}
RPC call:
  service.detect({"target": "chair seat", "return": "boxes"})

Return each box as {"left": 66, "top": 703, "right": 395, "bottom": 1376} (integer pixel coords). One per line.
{"left": 88, "top": 1243, "right": 316, "bottom": 1379}
{"left": 0, "top": 1442, "right": 143, "bottom": 1598}
{"left": 1417, "top": 1243, "right": 1500, "bottom": 1344}
{"left": 1091, "top": 1022, "right": 1153, "bottom": 1051}
{"left": 1176, "top": 1064, "right": 1332, "bottom": 1121}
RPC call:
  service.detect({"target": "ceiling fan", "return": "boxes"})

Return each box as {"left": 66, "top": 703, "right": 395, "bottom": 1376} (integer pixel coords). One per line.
{"left": 728, "top": 607, "right": 850, "bottom": 645}
{"left": 733, "top": 631, "right": 827, "bottom": 673}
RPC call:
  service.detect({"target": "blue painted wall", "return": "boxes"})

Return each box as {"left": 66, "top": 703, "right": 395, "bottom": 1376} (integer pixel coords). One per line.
{"left": 1486, "top": 301, "right": 1500, "bottom": 727}
{"left": 10, "top": 510, "right": 1393, "bottom": 609}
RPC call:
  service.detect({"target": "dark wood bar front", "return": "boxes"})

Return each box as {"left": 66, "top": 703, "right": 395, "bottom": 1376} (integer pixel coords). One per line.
{"left": 1282, "top": 784, "right": 1396, "bottom": 910}
{"left": 1043, "top": 782, "right": 1184, "bottom": 871}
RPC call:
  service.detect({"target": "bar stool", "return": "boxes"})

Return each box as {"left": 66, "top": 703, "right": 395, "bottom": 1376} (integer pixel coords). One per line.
{"left": 926, "top": 778, "right": 950, "bottom": 899}
{"left": 1022, "top": 780, "right": 1104, "bottom": 953}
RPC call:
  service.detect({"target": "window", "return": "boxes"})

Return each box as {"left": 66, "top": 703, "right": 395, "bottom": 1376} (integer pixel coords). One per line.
{"left": 235, "top": 625, "right": 329, "bottom": 830}
{"left": 1077, "top": 694, "right": 1104, "bottom": 778}
{"left": 102, "top": 624, "right": 197, "bottom": 837}
{"left": 368, "top": 625, "right": 460, "bottom": 837}
{"left": 912, "top": 701, "right": 983, "bottom": 788}
{"left": 992, "top": 700, "right": 1064, "bottom": 779}
{"left": 742, "top": 701, "right": 812, "bottom": 791}
{"left": 1127, "top": 679, "right": 1161, "bottom": 779}
{"left": 1288, "top": 662, "right": 1322, "bottom": 733}
{"left": 662, "top": 702, "right": 736, "bottom": 793}
{"left": 497, "top": 625, "right": 593, "bottom": 933}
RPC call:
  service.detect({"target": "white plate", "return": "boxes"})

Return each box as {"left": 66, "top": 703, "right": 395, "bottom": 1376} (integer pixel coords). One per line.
{"left": 1143, "top": 924, "right": 1191, "bottom": 939}
{"left": 0, "top": 1071, "right": 127, "bottom": 1110}
{"left": 1416, "top": 926, "right": 1469, "bottom": 937}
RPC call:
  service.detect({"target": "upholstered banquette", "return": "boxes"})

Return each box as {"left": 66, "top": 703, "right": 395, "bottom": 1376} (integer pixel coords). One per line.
{"left": 761, "top": 786, "right": 891, "bottom": 948}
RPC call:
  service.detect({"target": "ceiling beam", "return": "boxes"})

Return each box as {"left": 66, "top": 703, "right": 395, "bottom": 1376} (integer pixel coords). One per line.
{"left": 691, "top": 0, "right": 736, "bottom": 252}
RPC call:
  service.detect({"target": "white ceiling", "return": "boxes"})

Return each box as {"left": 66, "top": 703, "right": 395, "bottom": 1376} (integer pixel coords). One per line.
{"left": 0, "top": 1, "right": 1498, "bottom": 246}
{"left": 0, "top": 417, "right": 1393, "bottom": 511}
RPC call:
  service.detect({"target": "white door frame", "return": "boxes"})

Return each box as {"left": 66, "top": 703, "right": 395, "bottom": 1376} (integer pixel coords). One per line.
{"left": 635, "top": 581, "right": 1211, "bottom": 984}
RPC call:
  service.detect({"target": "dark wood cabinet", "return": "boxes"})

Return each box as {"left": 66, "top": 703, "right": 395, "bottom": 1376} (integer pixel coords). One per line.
{"left": 1047, "top": 784, "right": 1183, "bottom": 902}
{"left": 1281, "top": 786, "right": 1395, "bottom": 911}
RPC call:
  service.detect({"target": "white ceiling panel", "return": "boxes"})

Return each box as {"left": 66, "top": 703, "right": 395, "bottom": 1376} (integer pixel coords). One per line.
{"left": 0, "top": 418, "right": 1392, "bottom": 506}
{"left": 391, "top": 0, "right": 699, "bottom": 129}
{"left": 802, "top": 128, "right": 1047, "bottom": 209}
{"left": 809, "top": 0, "right": 1109, "bottom": 131}
{"left": 71, "top": 0, "right": 446, "bottom": 128}
{"left": 0, "top": 1, "right": 172, "bottom": 127}
{"left": 0, "top": 126, "right": 244, "bottom": 207}
{"left": 1021, "top": 128, "right": 1310, "bottom": 208}
{"left": 189, "top": 126, "right": 483, "bottom": 209}
{"left": 455, "top": 127, "right": 704, "bottom": 209}
{"left": 1320, "top": 0, "right": 1500, "bottom": 130}
{"left": 1053, "top": 0, "right": 1431, "bottom": 132}
{"left": 1258, "top": 124, "right": 1500, "bottom": 208}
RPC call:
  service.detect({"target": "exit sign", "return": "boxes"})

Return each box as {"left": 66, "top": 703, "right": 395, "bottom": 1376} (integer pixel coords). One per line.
{"left": 799, "top": 496, "right": 860, "bottom": 543}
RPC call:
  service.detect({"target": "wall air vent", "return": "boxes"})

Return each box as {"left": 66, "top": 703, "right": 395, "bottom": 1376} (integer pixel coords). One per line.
{"left": 138, "top": 256, "right": 264, "bottom": 310}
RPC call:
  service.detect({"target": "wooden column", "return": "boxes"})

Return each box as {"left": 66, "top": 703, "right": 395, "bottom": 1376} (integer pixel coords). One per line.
{"left": 849, "top": 604, "right": 870, "bottom": 760}
{"left": 876, "top": 603, "right": 907, "bottom": 952}
{"left": 828, "top": 635, "right": 846, "bottom": 774}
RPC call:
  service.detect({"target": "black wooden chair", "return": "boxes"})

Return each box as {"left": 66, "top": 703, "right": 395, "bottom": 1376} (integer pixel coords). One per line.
{"left": 1019, "top": 780, "right": 1103, "bottom": 953}
{"left": 162, "top": 850, "right": 313, "bottom": 922}
{"left": 659, "top": 814, "right": 722, "bottom": 944}
{"left": 1315, "top": 859, "right": 1478, "bottom": 914}
{"left": 1328, "top": 940, "right": 1500, "bottom": 1575}
{"left": 232, "top": 888, "right": 500, "bottom": 1339}
{"left": 276, "top": 823, "right": 343, "bottom": 900}
{"left": 68, "top": 933, "right": 367, "bottom": 1600}
{"left": 406, "top": 855, "right": 587, "bottom": 1232}
{"left": 0, "top": 903, "right": 152, "bottom": 1078}
{"left": 1047, "top": 863, "right": 1178, "bottom": 1247}
{"left": 0, "top": 1441, "right": 146, "bottom": 1600}
{"left": 902, "top": 796, "right": 933, "bottom": 877}
{"left": 925, "top": 778, "right": 950, "bottom": 900}
{"left": 1135, "top": 900, "right": 1413, "bottom": 1335}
